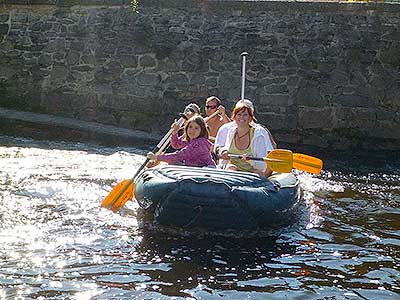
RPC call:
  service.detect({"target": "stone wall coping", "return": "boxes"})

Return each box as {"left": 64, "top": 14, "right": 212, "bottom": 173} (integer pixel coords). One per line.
{"left": 0, "top": 0, "right": 399, "bottom": 12}
{"left": 0, "top": 108, "right": 162, "bottom": 143}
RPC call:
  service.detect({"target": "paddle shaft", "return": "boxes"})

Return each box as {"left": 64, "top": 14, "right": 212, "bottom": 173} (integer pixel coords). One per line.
{"left": 204, "top": 108, "right": 222, "bottom": 123}
{"left": 229, "top": 154, "right": 283, "bottom": 163}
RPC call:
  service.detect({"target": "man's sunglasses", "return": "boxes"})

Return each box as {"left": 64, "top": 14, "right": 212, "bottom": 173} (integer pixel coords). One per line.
{"left": 205, "top": 105, "right": 217, "bottom": 109}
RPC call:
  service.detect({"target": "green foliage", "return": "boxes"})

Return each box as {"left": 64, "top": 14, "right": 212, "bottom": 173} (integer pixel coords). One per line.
{"left": 131, "top": 0, "right": 138, "bottom": 12}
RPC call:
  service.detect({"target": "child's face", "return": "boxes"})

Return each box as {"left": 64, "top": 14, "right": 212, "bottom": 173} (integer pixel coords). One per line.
{"left": 187, "top": 121, "right": 202, "bottom": 140}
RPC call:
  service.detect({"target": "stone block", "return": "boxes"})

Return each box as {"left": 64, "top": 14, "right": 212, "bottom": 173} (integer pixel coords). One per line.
{"left": 376, "top": 108, "right": 396, "bottom": 122}
{"left": 335, "top": 94, "right": 375, "bottom": 108}
{"left": 66, "top": 50, "right": 80, "bottom": 65}
{"left": 162, "top": 73, "right": 188, "bottom": 87}
{"left": 275, "top": 132, "right": 301, "bottom": 145}
{"left": 0, "top": 14, "right": 9, "bottom": 23}
{"left": 71, "top": 64, "right": 93, "bottom": 72}
{"left": 139, "top": 54, "right": 156, "bottom": 68}
{"left": 136, "top": 72, "right": 161, "bottom": 86}
{"left": 205, "top": 77, "right": 218, "bottom": 88}
{"left": 257, "top": 112, "right": 291, "bottom": 130}
{"left": 298, "top": 107, "right": 335, "bottom": 129}
{"left": 369, "top": 120, "right": 400, "bottom": 139}
{"left": 258, "top": 94, "right": 291, "bottom": 107}
{"left": 49, "top": 63, "right": 68, "bottom": 80}
{"left": 263, "top": 84, "right": 288, "bottom": 95}
{"left": 296, "top": 85, "right": 327, "bottom": 107}
{"left": 38, "top": 53, "right": 53, "bottom": 66}
{"left": 0, "top": 24, "right": 9, "bottom": 35}
{"left": 302, "top": 133, "right": 330, "bottom": 148}
{"left": 94, "top": 61, "right": 123, "bottom": 83}
{"left": 190, "top": 73, "right": 205, "bottom": 86}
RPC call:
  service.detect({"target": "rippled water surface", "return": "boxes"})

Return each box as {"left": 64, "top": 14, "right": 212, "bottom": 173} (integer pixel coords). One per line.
{"left": 0, "top": 136, "right": 399, "bottom": 300}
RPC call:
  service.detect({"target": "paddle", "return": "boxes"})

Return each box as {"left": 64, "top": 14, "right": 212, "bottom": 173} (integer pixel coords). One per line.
{"left": 101, "top": 116, "right": 186, "bottom": 212}
{"left": 229, "top": 149, "right": 323, "bottom": 174}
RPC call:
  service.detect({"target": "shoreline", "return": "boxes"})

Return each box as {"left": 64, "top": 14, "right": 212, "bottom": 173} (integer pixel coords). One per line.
{"left": 0, "top": 108, "right": 161, "bottom": 148}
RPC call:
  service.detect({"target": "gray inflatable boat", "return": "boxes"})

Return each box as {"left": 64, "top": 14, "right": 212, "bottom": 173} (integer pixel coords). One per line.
{"left": 134, "top": 165, "right": 301, "bottom": 230}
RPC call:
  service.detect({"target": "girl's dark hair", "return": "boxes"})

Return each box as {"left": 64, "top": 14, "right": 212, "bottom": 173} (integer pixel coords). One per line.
{"left": 184, "top": 115, "right": 209, "bottom": 141}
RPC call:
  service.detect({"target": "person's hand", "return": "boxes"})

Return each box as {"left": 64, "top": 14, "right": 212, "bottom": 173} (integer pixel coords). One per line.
{"left": 217, "top": 105, "right": 226, "bottom": 116}
{"left": 171, "top": 120, "right": 180, "bottom": 135}
{"left": 220, "top": 150, "right": 229, "bottom": 160}
{"left": 217, "top": 106, "right": 226, "bottom": 121}
{"left": 147, "top": 152, "right": 158, "bottom": 161}
{"left": 147, "top": 160, "right": 160, "bottom": 168}
{"left": 242, "top": 153, "right": 250, "bottom": 161}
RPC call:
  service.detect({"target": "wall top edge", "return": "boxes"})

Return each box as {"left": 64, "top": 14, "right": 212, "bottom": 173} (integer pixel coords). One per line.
{"left": 0, "top": 0, "right": 399, "bottom": 12}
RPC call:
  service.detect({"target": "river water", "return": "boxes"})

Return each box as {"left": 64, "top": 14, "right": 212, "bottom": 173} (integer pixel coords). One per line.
{"left": 0, "top": 135, "right": 399, "bottom": 300}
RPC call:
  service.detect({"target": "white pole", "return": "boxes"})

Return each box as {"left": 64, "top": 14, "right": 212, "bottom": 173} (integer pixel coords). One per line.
{"left": 240, "top": 52, "right": 248, "bottom": 101}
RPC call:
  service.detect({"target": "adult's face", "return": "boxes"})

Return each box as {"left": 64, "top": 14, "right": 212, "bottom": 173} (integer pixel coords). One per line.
{"left": 205, "top": 100, "right": 218, "bottom": 117}
{"left": 234, "top": 108, "right": 251, "bottom": 127}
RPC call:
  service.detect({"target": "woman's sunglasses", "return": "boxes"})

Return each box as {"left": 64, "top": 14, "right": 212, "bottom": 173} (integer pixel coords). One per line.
{"left": 205, "top": 105, "right": 217, "bottom": 109}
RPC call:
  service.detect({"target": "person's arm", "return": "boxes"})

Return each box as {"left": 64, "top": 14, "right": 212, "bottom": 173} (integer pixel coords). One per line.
{"left": 249, "top": 130, "right": 270, "bottom": 173}
{"left": 263, "top": 126, "right": 277, "bottom": 149}
{"left": 153, "top": 140, "right": 196, "bottom": 164}
{"left": 147, "top": 150, "right": 183, "bottom": 164}
{"left": 171, "top": 133, "right": 187, "bottom": 149}
{"left": 213, "top": 122, "right": 233, "bottom": 153}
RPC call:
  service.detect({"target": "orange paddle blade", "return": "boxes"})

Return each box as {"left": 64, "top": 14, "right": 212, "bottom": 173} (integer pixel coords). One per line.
{"left": 111, "top": 181, "right": 134, "bottom": 212}
{"left": 266, "top": 149, "right": 293, "bottom": 173}
{"left": 101, "top": 179, "right": 134, "bottom": 210}
{"left": 293, "top": 153, "right": 323, "bottom": 174}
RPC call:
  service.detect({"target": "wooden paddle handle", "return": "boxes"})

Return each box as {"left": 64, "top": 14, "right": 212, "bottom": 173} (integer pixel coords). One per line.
{"left": 155, "top": 117, "right": 185, "bottom": 152}
{"left": 204, "top": 109, "right": 221, "bottom": 122}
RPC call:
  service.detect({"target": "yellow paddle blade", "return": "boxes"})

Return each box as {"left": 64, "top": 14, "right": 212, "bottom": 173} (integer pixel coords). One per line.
{"left": 111, "top": 181, "right": 134, "bottom": 212}
{"left": 266, "top": 149, "right": 293, "bottom": 173}
{"left": 101, "top": 179, "right": 130, "bottom": 209}
{"left": 101, "top": 179, "right": 133, "bottom": 210}
{"left": 293, "top": 153, "right": 323, "bottom": 174}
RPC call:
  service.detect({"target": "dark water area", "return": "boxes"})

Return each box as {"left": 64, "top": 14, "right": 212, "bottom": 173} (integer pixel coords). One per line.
{"left": 0, "top": 135, "right": 399, "bottom": 300}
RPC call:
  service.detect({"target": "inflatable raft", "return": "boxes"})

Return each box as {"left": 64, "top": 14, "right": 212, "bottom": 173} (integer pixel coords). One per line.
{"left": 134, "top": 165, "right": 301, "bottom": 230}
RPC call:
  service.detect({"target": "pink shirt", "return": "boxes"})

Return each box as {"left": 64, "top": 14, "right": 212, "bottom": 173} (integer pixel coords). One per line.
{"left": 158, "top": 137, "right": 216, "bottom": 168}
{"left": 171, "top": 133, "right": 187, "bottom": 150}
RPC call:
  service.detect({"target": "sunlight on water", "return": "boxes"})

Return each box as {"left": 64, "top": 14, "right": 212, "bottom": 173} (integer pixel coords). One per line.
{"left": 0, "top": 136, "right": 399, "bottom": 299}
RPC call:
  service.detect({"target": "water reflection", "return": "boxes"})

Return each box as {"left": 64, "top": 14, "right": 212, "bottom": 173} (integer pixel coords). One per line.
{"left": 0, "top": 136, "right": 399, "bottom": 299}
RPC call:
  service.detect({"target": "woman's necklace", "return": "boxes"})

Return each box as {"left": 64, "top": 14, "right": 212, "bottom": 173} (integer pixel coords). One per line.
{"left": 236, "top": 129, "right": 250, "bottom": 139}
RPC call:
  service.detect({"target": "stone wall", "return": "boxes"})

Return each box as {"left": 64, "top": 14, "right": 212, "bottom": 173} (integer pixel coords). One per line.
{"left": 0, "top": 0, "right": 399, "bottom": 151}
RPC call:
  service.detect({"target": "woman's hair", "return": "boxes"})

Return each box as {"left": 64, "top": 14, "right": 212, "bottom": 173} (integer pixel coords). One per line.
{"left": 184, "top": 103, "right": 201, "bottom": 115}
{"left": 206, "top": 96, "right": 221, "bottom": 106}
{"left": 231, "top": 102, "right": 257, "bottom": 123}
{"left": 184, "top": 115, "right": 209, "bottom": 141}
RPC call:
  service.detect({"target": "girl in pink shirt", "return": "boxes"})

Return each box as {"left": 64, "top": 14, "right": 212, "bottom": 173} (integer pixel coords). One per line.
{"left": 147, "top": 116, "right": 216, "bottom": 168}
